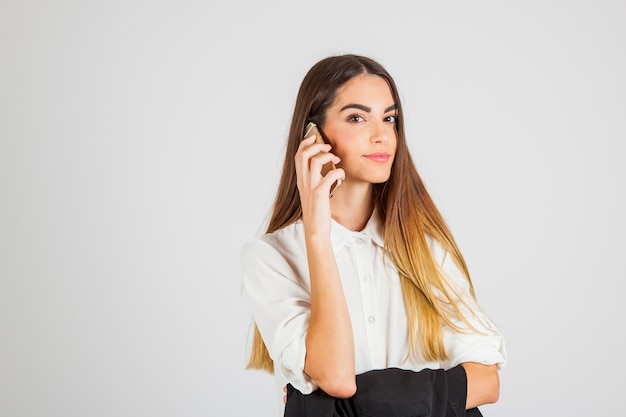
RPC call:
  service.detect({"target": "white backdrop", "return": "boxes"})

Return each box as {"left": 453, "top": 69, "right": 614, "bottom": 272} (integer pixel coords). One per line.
{"left": 1, "top": 1, "right": 625, "bottom": 416}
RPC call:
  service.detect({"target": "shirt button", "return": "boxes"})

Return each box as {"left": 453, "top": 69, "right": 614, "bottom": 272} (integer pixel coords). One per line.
{"left": 368, "top": 316, "right": 375, "bottom": 323}
{"left": 362, "top": 274, "right": 370, "bottom": 283}
{"left": 355, "top": 238, "right": 364, "bottom": 245}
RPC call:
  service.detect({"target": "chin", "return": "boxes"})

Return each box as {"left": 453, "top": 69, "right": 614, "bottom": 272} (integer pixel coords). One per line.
{"left": 369, "top": 173, "right": 392, "bottom": 184}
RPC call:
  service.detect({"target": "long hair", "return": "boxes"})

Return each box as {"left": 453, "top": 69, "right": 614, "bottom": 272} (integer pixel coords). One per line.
{"left": 247, "top": 54, "right": 482, "bottom": 373}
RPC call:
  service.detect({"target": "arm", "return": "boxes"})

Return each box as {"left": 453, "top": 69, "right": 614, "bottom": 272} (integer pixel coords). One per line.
{"left": 240, "top": 137, "right": 351, "bottom": 397}
{"left": 296, "top": 136, "right": 355, "bottom": 398}
{"left": 285, "top": 365, "right": 486, "bottom": 417}
{"left": 461, "top": 362, "right": 500, "bottom": 409}
{"left": 303, "top": 235, "right": 356, "bottom": 398}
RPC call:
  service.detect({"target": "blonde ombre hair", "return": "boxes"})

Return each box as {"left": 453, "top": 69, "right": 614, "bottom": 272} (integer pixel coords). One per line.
{"left": 247, "top": 54, "right": 482, "bottom": 373}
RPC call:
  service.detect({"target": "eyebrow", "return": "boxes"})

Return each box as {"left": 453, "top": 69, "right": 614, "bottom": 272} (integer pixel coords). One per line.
{"left": 340, "top": 103, "right": 398, "bottom": 113}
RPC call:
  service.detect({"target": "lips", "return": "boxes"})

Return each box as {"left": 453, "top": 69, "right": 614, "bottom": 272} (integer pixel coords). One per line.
{"left": 364, "top": 152, "right": 391, "bottom": 163}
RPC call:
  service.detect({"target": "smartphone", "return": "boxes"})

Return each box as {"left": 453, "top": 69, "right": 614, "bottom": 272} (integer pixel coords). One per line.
{"left": 303, "top": 122, "right": 341, "bottom": 196}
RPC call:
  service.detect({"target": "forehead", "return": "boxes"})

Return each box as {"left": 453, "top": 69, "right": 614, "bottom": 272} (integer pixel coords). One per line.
{"left": 333, "top": 73, "right": 394, "bottom": 107}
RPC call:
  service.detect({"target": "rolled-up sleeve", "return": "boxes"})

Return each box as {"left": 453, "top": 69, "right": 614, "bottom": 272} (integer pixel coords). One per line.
{"left": 240, "top": 237, "right": 318, "bottom": 393}
{"left": 443, "top": 311, "right": 507, "bottom": 369}
{"left": 433, "top": 242, "right": 507, "bottom": 370}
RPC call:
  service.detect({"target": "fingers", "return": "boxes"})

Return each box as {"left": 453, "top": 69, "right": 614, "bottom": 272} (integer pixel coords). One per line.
{"left": 295, "top": 135, "right": 341, "bottom": 192}
{"left": 296, "top": 136, "right": 334, "bottom": 168}
{"left": 322, "top": 167, "right": 345, "bottom": 190}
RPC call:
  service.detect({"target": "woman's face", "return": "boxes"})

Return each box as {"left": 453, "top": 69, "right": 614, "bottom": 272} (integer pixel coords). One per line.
{"left": 322, "top": 73, "right": 397, "bottom": 188}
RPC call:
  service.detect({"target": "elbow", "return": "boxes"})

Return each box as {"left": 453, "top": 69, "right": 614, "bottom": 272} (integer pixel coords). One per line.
{"left": 318, "top": 377, "right": 357, "bottom": 398}
{"left": 304, "top": 356, "right": 356, "bottom": 398}
{"left": 310, "top": 368, "right": 356, "bottom": 398}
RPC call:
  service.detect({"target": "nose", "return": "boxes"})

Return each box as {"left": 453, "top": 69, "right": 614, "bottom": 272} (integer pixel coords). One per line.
{"left": 370, "top": 120, "right": 389, "bottom": 144}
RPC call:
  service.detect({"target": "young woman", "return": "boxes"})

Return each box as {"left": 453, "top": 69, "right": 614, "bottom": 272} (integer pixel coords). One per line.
{"left": 241, "top": 54, "right": 506, "bottom": 416}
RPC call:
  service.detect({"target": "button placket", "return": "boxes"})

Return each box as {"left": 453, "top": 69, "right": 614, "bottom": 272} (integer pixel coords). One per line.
{"left": 354, "top": 236, "right": 380, "bottom": 369}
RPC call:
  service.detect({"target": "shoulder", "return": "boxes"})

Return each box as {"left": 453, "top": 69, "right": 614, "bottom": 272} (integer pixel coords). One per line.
{"left": 240, "top": 221, "right": 306, "bottom": 267}
{"left": 240, "top": 222, "right": 311, "bottom": 293}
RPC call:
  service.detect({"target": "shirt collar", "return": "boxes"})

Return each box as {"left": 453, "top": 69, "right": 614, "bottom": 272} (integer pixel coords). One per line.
{"left": 330, "top": 208, "right": 385, "bottom": 252}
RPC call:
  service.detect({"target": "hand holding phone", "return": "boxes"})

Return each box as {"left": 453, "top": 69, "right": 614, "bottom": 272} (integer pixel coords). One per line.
{"left": 303, "top": 122, "right": 342, "bottom": 196}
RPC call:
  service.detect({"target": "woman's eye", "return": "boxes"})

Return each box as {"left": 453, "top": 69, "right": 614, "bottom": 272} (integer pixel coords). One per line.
{"left": 386, "top": 115, "right": 398, "bottom": 123}
{"left": 347, "top": 114, "right": 364, "bottom": 123}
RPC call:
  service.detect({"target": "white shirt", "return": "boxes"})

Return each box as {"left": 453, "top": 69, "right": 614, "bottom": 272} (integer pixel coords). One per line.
{"left": 240, "top": 211, "right": 506, "bottom": 409}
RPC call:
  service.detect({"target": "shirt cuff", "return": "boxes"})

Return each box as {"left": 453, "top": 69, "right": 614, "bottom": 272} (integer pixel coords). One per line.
{"left": 277, "top": 334, "right": 317, "bottom": 394}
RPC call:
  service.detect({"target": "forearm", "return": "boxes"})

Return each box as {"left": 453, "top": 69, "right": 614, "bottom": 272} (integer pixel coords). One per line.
{"left": 303, "top": 235, "right": 355, "bottom": 398}
{"left": 461, "top": 362, "right": 500, "bottom": 409}
{"left": 285, "top": 365, "right": 478, "bottom": 417}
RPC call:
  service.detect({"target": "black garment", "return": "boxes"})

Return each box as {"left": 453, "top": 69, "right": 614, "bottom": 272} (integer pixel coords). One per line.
{"left": 284, "top": 365, "right": 483, "bottom": 417}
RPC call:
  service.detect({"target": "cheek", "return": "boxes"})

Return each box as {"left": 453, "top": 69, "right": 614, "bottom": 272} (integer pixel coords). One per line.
{"left": 323, "top": 125, "right": 341, "bottom": 145}
{"left": 330, "top": 138, "right": 358, "bottom": 164}
{"left": 324, "top": 127, "right": 353, "bottom": 158}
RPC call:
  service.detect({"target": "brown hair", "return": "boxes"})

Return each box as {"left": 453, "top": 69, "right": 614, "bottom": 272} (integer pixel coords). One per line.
{"left": 247, "top": 54, "right": 481, "bottom": 373}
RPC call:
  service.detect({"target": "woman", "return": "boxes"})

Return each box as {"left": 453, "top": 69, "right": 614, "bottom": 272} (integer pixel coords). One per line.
{"left": 241, "top": 54, "right": 506, "bottom": 416}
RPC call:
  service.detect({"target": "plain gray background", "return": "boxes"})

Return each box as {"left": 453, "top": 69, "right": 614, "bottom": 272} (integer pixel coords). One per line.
{"left": 1, "top": 1, "right": 625, "bottom": 416}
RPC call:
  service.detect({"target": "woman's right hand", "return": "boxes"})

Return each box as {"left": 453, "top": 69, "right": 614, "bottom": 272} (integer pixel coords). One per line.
{"left": 294, "top": 135, "right": 344, "bottom": 237}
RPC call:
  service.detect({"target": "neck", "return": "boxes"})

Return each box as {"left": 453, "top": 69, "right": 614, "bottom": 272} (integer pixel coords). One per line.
{"left": 330, "top": 183, "right": 374, "bottom": 231}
